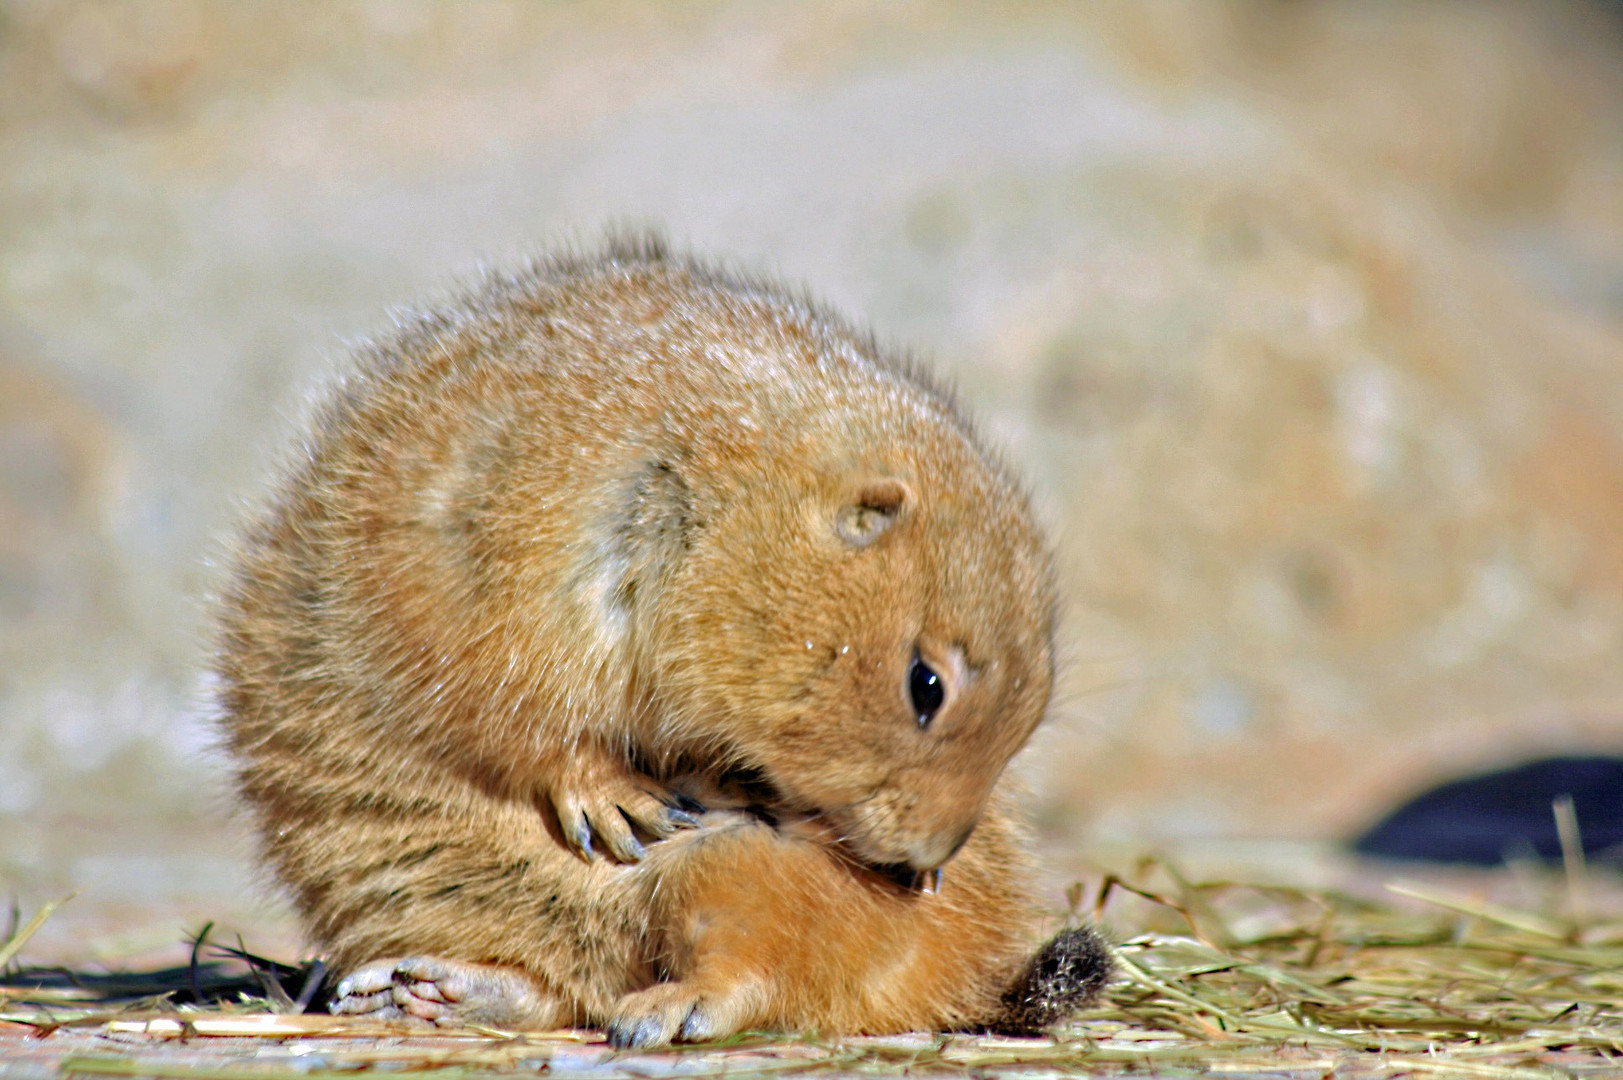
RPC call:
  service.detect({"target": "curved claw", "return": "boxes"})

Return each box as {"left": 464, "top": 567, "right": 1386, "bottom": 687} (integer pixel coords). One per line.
{"left": 552, "top": 770, "right": 695, "bottom": 863}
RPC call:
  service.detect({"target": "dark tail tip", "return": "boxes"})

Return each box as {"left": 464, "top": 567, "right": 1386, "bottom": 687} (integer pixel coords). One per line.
{"left": 994, "top": 925, "right": 1114, "bottom": 1034}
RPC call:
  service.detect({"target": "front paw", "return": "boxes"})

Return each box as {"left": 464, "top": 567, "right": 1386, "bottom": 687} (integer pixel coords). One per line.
{"left": 550, "top": 760, "right": 701, "bottom": 863}
{"left": 605, "top": 980, "right": 749, "bottom": 1049}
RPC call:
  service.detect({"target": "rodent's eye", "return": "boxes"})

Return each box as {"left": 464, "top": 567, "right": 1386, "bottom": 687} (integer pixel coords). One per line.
{"left": 908, "top": 655, "right": 946, "bottom": 728}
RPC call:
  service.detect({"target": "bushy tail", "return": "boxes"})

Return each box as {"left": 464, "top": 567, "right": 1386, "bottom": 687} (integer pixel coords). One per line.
{"left": 992, "top": 925, "right": 1114, "bottom": 1034}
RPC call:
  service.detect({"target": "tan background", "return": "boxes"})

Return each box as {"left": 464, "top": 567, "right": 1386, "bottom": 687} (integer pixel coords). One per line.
{"left": 3, "top": 1, "right": 1622, "bottom": 962}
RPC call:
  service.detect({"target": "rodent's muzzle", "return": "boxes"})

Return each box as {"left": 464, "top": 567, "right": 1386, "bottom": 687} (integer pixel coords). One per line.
{"left": 899, "top": 821, "right": 975, "bottom": 872}
{"left": 841, "top": 773, "right": 990, "bottom": 872}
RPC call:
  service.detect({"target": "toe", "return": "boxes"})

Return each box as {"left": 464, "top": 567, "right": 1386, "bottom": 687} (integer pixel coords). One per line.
{"left": 331, "top": 990, "right": 392, "bottom": 1016}
{"left": 404, "top": 979, "right": 449, "bottom": 1004}
{"left": 335, "top": 959, "right": 399, "bottom": 999}
{"left": 394, "top": 957, "right": 452, "bottom": 989}
{"left": 607, "top": 1013, "right": 672, "bottom": 1050}
{"left": 616, "top": 787, "right": 680, "bottom": 839}
{"left": 679, "top": 1002, "right": 720, "bottom": 1041}
{"left": 551, "top": 792, "right": 598, "bottom": 860}
{"left": 592, "top": 808, "right": 647, "bottom": 863}
{"left": 392, "top": 984, "right": 451, "bottom": 1021}
{"left": 365, "top": 1003, "right": 409, "bottom": 1021}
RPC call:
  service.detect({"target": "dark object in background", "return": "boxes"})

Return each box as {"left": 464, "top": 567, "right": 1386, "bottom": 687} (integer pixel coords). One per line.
{"left": 0, "top": 930, "right": 327, "bottom": 1013}
{"left": 1354, "top": 756, "right": 1623, "bottom": 865}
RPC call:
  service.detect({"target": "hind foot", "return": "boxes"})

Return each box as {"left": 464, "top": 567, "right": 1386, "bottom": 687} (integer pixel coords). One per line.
{"left": 605, "top": 977, "right": 761, "bottom": 1049}
{"left": 332, "top": 956, "right": 559, "bottom": 1029}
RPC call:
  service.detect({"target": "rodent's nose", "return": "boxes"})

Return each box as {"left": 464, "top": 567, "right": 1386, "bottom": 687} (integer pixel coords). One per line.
{"left": 905, "top": 822, "right": 976, "bottom": 871}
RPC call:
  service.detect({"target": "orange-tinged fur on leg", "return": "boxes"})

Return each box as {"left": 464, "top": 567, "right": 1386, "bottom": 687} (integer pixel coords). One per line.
{"left": 615, "top": 795, "right": 1043, "bottom": 1045}
{"left": 215, "top": 234, "right": 1109, "bottom": 1044}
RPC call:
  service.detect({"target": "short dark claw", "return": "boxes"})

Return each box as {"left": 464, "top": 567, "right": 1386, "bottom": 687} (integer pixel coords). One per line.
{"left": 607, "top": 1016, "right": 662, "bottom": 1050}
{"left": 664, "top": 807, "right": 702, "bottom": 829}
{"left": 672, "top": 793, "right": 707, "bottom": 815}
{"left": 574, "top": 819, "right": 595, "bottom": 860}
{"left": 679, "top": 1003, "right": 715, "bottom": 1040}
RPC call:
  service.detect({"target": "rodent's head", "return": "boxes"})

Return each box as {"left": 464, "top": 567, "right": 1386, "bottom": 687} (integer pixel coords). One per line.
{"left": 651, "top": 398, "right": 1056, "bottom": 873}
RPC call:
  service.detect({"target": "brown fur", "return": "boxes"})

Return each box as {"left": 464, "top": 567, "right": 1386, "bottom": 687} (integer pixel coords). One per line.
{"left": 214, "top": 235, "right": 1105, "bottom": 1043}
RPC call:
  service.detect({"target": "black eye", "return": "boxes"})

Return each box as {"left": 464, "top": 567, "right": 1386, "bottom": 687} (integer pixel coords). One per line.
{"left": 908, "top": 656, "right": 945, "bottom": 728}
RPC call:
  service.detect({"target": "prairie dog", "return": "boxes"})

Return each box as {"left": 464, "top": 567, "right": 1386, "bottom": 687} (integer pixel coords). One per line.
{"left": 215, "top": 235, "right": 1110, "bottom": 1044}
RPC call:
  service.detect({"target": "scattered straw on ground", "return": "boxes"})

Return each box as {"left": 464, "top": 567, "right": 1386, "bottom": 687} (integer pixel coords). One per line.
{"left": 4, "top": 855, "right": 1621, "bottom": 1078}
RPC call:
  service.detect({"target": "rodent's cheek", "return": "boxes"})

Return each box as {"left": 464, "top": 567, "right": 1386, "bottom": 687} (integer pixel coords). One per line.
{"left": 827, "top": 792, "right": 915, "bottom": 867}
{"left": 759, "top": 752, "right": 886, "bottom": 815}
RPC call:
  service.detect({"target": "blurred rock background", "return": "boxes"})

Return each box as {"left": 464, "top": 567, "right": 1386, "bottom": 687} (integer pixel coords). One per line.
{"left": 3, "top": 0, "right": 1622, "bottom": 960}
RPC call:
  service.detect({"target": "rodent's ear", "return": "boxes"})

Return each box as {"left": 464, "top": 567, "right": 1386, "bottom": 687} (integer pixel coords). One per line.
{"left": 835, "top": 478, "right": 911, "bottom": 547}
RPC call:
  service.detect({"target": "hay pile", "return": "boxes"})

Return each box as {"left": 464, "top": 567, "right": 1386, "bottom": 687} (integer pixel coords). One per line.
{"left": 1075, "top": 856, "right": 1623, "bottom": 1076}
{"left": 4, "top": 857, "right": 1621, "bottom": 1078}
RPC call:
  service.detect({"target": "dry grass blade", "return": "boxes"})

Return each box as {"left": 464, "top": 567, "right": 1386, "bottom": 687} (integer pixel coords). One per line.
{"left": 0, "top": 895, "right": 70, "bottom": 971}
{"left": 1385, "top": 880, "right": 1569, "bottom": 939}
{"left": 1112, "top": 948, "right": 1244, "bottom": 1025}
{"left": 1553, "top": 795, "right": 1591, "bottom": 934}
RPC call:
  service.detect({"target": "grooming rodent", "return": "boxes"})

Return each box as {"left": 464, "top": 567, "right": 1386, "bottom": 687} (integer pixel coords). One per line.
{"left": 215, "top": 235, "right": 1110, "bottom": 1045}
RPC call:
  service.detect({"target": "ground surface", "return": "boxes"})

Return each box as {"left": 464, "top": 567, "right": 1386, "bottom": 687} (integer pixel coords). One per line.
{"left": 5, "top": 1023, "right": 1615, "bottom": 1080}
{"left": 6, "top": 846, "right": 1622, "bottom": 1078}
